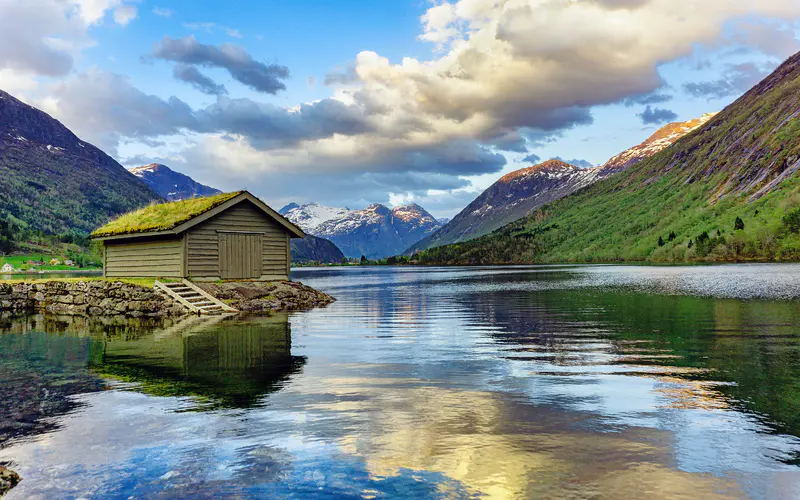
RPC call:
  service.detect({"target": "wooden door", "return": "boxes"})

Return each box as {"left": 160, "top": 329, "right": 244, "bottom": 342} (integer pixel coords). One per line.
{"left": 219, "top": 233, "right": 263, "bottom": 279}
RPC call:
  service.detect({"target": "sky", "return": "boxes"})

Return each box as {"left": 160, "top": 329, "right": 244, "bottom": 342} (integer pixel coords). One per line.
{"left": 1, "top": 0, "right": 799, "bottom": 218}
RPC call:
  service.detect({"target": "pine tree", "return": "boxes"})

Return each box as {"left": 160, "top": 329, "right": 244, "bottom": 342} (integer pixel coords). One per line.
{"left": 657, "top": 236, "right": 665, "bottom": 247}
{"left": 734, "top": 216, "right": 744, "bottom": 231}
{"left": 668, "top": 231, "right": 676, "bottom": 241}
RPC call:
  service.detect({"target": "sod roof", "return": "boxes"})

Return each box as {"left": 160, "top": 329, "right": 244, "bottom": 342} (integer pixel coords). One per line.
{"left": 91, "top": 191, "right": 244, "bottom": 238}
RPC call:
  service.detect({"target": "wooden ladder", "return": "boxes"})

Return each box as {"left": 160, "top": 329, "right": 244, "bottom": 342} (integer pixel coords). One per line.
{"left": 154, "top": 279, "right": 238, "bottom": 315}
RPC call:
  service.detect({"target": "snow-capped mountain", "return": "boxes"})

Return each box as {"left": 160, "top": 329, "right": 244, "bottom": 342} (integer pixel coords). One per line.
{"left": 408, "top": 114, "right": 714, "bottom": 254}
{"left": 280, "top": 202, "right": 441, "bottom": 259}
{"left": 598, "top": 113, "right": 717, "bottom": 175}
{"left": 279, "top": 202, "right": 352, "bottom": 233}
{"left": 407, "top": 160, "right": 599, "bottom": 253}
{"left": 130, "top": 163, "right": 220, "bottom": 201}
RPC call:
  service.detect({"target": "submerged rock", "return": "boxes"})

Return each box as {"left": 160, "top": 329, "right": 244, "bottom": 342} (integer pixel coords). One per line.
{"left": 195, "top": 280, "right": 335, "bottom": 313}
{"left": 0, "top": 466, "right": 20, "bottom": 496}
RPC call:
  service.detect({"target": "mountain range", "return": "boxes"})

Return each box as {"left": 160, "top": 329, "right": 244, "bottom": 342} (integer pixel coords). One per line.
{"left": 280, "top": 202, "right": 441, "bottom": 259}
{"left": 0, "top": 89, "right": 160, "bottom": 248}
{"left": 130, "top": 163, "right": 220, "bottom": 201}
{"left": 414, "top": 50, "right": 800, "bottom": 264}
{"left": 408, "top": 113, "right": 716, "bottom": 254}
{"left": 122, "top": 163, "right": 443, "bottom": 261}
{"left": 3, "top": 45, "right": 797, "bottom": 267}
{"left": 0, "top": 89, "right": 348, "bottom": 263}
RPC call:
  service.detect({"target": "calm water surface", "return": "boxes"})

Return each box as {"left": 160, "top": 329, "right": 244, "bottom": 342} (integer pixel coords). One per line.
{"left": 2, "top": 264, "right": 800, "bottom": 498}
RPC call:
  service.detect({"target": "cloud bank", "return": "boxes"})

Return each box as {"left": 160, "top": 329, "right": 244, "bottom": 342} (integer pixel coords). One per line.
{"left": 7, "top": 0, "right": 800, "bottom": 211}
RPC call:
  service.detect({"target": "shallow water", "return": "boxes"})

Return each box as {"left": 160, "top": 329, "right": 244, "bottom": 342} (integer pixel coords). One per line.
{"left": 1, "top": 264, "right": 800, "bottom": 498}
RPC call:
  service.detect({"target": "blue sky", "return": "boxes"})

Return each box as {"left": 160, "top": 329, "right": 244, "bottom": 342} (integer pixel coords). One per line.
{"left": 1, "top": 0, "right": 799, "bottom": 218}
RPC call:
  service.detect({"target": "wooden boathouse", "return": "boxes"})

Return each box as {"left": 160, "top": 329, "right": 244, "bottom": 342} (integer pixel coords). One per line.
{"left": 91, "top": 191, "right": 305, "bottom": 281}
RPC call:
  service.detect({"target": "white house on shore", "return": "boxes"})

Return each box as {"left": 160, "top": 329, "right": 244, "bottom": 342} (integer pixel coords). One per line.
{"left": 1, "top": 263, "right": 14, "bottom": 273}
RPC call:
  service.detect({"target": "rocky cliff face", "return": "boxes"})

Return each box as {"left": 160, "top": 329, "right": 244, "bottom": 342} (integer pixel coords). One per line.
{"left": 0, "top": 89, "right": 161, "bottom": 239}
{"left": 130, "top": 163, "right": 221, "bottom": 201}
{"left": 282, "top": 202, "right": 441, "bottom": 259}
{"left": 408, "top": 115, "right": 714, "bottom": 254}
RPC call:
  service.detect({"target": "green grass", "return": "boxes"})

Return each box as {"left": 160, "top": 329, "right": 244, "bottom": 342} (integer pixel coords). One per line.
{"left": 1, "top": 254, "right": 102, "bottom": 271}
{"left": 91, "top": 191, "right": 243, "bottom": 238}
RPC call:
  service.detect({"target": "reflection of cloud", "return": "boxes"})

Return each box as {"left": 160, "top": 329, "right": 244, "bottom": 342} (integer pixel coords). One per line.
{"left": 293, "top": 376, "right": 741, "bottom": 498}
{"left": 652, "top": 376, "right": 733, "bottom": 411}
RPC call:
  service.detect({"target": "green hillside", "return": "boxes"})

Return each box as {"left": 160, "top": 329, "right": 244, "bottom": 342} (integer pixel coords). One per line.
{"left": 0, "top": 89, "right": 161, "bottom": 253}
{"left": 414, "top": 51, "right": 800, "bottom": 265}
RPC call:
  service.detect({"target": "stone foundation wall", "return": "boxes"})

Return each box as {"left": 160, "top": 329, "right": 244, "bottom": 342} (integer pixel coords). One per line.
{"left": 0, "top": 281, "right": 186, "bottom": 317}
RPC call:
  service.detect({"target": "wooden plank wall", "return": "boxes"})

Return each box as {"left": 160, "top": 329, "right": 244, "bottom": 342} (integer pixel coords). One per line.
{"left": 186, "top": 201, "right": 289, "bottom": 280}
{"left": 219, "top": 233, "right": 263, "bottom": 279}
{"left": 104, "top": 237, "right": 183, "bottom": 277}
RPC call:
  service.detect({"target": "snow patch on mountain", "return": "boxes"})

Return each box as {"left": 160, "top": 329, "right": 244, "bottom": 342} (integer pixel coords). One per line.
{"left": 281, "top": 202, "right": 352, "bottom": 233}
{"left": 282, "top": 201, "right": 441, "bottom": 258}
{"left": 599, "top": 113, "right": 717, "bottom": 175}
{"left": 129, "top": 163, "right": 221, "bottom": 201}
{"left": 407, "top": 113, "right": 716, "bottom": 255}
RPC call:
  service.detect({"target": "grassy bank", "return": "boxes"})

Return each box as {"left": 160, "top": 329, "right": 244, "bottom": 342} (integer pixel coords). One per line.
{"left": 1, "top": 253, "right": 102, "bottom": 272}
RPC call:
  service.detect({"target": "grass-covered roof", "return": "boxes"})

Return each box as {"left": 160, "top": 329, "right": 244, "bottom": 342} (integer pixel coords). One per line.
{"left": 91, "top": 191, "right": 244, "bottom": 238}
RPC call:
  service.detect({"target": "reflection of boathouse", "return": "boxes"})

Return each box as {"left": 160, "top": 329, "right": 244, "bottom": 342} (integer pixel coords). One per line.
{"left": 92, "top": 314, "right": 306, "bottom": 409}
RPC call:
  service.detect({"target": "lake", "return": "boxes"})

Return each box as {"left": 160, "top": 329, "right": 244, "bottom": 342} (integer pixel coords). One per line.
{"left": 1, "top": 264, "right": 800, "bottom": 498}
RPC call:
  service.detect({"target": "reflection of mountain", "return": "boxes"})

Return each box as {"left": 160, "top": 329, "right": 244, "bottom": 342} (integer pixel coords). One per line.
{"left": 0, "top": 329, "right": 105, "bottom": 446}
{"left": 440, "top": 272, "right": 800, "bottom": 438}
{"left": 93, "top": 314, "right": 306, "bottom": 409}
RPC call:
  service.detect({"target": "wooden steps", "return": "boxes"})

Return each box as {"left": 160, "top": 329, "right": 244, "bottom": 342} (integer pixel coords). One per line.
{"left": 154, "top": 279, "right": 238, "bottom": 315}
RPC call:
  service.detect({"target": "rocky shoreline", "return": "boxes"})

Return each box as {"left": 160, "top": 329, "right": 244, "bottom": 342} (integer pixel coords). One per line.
{"left": 0, "top": 280, "right": 334, "bottom": 317}
{"left": 0, "top": 466, "right": 20, "bottom": 496}
{"left": 195, "top": 280, "right": 336, "bottom": 313}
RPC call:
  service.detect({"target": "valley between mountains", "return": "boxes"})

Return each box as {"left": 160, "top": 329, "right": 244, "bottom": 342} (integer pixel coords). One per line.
{"left": 2, "top": 51, "right": 800, "bottom": 266}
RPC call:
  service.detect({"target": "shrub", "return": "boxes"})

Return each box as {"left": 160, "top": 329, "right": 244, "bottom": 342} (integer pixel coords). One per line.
{"left": 783, "top": 207, "right": 800, "bottom": 234}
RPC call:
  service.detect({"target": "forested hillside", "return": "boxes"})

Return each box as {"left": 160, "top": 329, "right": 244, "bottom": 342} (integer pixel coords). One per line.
{"left": 0, "top": 90, "right": 161, "bottom": 252}
{"left": 290, "top": 235, "right": 346, "bottom": 264}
